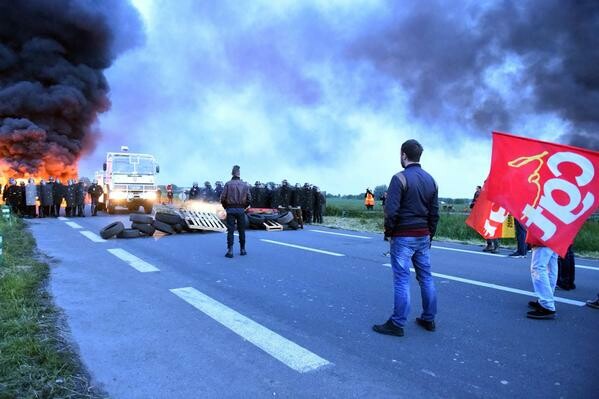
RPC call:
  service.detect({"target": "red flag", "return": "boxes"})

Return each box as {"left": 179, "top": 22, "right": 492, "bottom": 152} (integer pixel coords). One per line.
{"left": 466, "top": 186, "right": 515, "bottom": 239}
{"left": 486, "top": 131, "right": 599, "bottom": 257}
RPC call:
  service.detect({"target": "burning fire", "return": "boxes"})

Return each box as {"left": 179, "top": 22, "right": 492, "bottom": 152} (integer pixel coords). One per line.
{"left": 0, "top": 158, "right": 79, "bottom": 188}
{"left": 184, "top": 200, "right": 227, "bottom": 220}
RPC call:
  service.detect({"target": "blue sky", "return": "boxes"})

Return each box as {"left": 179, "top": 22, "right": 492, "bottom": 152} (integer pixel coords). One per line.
{"left": 78, "top": 0, "right": 594, "bottom": 197}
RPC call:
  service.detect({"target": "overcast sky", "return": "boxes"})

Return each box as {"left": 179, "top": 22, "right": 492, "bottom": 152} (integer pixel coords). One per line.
{"left": 77, "top": 0, "right": 597, "bottom": 198}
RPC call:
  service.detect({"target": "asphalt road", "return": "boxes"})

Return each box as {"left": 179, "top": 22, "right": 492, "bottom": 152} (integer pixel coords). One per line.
{"left": 28, "top": 210, "right": 599, "bottom": 399}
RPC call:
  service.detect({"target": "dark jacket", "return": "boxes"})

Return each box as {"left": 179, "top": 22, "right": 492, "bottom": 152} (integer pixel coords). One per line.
{"left": 220, "top": 177, "right": 251, "bottom": 209}
{"left": 40, "top": 183, "right": 54, "bottom": 206}
{"left": 87, "top": 183, "right": 103, "bottom": 200}
{"left": 75, "top": 182, "right": 86, "bottom": 204}
{"left": 53, "top": 183, "right": 64, "bottom": 204}
{"left": 384, "top": 163, "right": 439, "bottom": 237}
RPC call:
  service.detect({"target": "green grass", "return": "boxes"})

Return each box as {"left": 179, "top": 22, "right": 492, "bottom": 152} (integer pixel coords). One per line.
{"left": 324, "top": 198, "right": 599, "bottom": 258}
{"left": 0, "top": 216, "right": 103, "bottom": 398}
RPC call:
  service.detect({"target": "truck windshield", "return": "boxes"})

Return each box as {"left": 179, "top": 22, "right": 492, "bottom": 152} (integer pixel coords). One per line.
{"left": 112, "top": 156, "right": 155, "bottom": 175}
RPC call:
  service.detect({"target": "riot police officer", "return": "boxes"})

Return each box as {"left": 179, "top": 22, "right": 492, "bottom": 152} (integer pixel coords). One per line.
{"left": 188, "top": 182, "right": 200, "bottom": 200}
{"left": 202, "top": 181, "right": 214, "bottom": 201}
{"left": 53, "top": 178, "right": 64, "bottom": 217}
{"left": 214, "top": 181, "right": 224, "bottom": 201}
{"left": 5, "top": 178, "right": 21, "bottom": 215}
{"left": 87, "top": 181, "right": 103, "bottom": 216}
{"left": 301, "top": 183, "right": 314, "bottom": 224}
{"left": 75, "top": 179, "right": 86, "bottom": 217}
{"left": 313, "top": 186, "right": 323, "bottom": 224}
{"left": 39, "top": 179, "right": 53, "bottom": 218}
{"left": 64, "top": 179, "right": 76, "bottom": 217}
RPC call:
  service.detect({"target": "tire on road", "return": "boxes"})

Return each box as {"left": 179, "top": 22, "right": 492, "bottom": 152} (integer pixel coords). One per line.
{"left": 155, "top": 212, "right": 183, "bottom": 225}
{"left": 286, "top": 219, "right": 300, "bottom": 230}
{"left": 172, "top": 223, "right": 183, "bottom": 233}
{"left": 277, "top": 211, "right": 293, "bottom": 224}
{"left": 131, "top": 222, "right": 156, "bottom": 236}
{"left": 247, "top": 213, "right": 265, "bottom": 229}
{"left": 152, "top": 219, "right": 176, "bottom": 235}
{"left": 99, "top": 221, "right": 125, "bottom": 239}
{"left": 117, "top": 228, "right": 143, "bottom": 239}
{"left": 130, "top": 213, "right": 154, "bottom": 224}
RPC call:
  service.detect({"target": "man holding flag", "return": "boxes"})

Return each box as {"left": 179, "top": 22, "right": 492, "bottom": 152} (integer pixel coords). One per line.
{"left": 482, "top": 132, "right": 599, "bottom": 319}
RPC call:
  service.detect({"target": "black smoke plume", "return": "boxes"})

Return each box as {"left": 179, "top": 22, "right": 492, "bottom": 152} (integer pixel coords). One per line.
{"left": 0, "top": 0, "right": 143, "bottom": 179}
{"left": 351, "top": 0, "right": 599, "bottom": 150}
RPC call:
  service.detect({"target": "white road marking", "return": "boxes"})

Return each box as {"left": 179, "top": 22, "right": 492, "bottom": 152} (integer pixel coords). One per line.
{"left": 432, "top": 245, "right": 505, "bottom": 257}
{"left": 382, "top": 263, "right": 585, "bottom": 306}
{"left": 260, "top": 239, "right": 345, "bottom": 257}
{"left": 171, "top": 287, "right": 331, "bottom": 373}
{"left": 107, "top": 248, "right": 159, "bottom": 272}
{"left": 310, "top": 230, "right": 372, "bottom": 239}
{"left": 577, "top": 264, "right": 599, "bottom": 271}
{"left": 58, "top": 217, "right": 68, "bottom": 221}
{"left": 65, "top": 221, "right": 83, "bottom": 229}
{"left": 79, "top": 231, "right": 106, "bottom": 243}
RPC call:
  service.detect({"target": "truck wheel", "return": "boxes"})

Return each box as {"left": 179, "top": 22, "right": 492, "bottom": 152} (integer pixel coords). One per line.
{"left": 117, "top": 228, "right": 143, "bottom": 239}
{"left": 100, "top": 221, "right": 125, "bottom": 239}
{"left": 152, "top": 220, "right": 176, "bottom": 235}
{"left": 130, "top": 213, "right": 154, "bottom": 224}
{"left": 132, "top": 222, "right": 156, "bottom": 236}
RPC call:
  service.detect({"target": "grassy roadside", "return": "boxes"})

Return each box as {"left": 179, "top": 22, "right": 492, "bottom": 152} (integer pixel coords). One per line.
{"left": 0, "top": 216, "right": 103, "bottom": 398}
{"left": 321, "top": 213, "right": 599, "bottom": 259}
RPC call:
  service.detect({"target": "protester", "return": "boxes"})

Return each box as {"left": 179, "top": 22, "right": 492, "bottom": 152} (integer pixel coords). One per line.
{"left": 25, "top": 177, "right": 37, "bottom": 218}
{"left": 556, "top": 245, "right": 576, "bottom": 291}
{"left": 526, "top": 232, "right": 558, "bottom": 319}
{"left": 220, "top": 165, "right": 251, "bottom": 258}
{"left": 373, "top": 139, "right": 439, "bottom": 337}
{"left": 509, "top": 218, "right": 527, "bottom": 257}
{"left": 364, "top": 188, "right": 375, "bottom": 210}
{"left": 166, "top": 184, "right": 174, "bottom": 204}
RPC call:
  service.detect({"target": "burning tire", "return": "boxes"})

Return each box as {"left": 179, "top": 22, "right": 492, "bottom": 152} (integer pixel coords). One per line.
{"left": 117, "top": 228, "right": 143, "bottom": 239}
{"left": 99, "top": 221, "right": 125, "bottom": 239}
{"left": 130, "top": 213, "right": 154, "bottom": 224}
{"left": 155, "top": 212, "right": 183, "bottom": 225}
{"left": 132, "top": 222, "right": 156, "bottom": 236}
{"left": 152, "top": 220, "right": 176, "bottom": 235}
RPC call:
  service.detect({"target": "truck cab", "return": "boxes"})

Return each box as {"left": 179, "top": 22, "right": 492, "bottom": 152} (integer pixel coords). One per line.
{"left": 102, "top": 147, "right": 159, "bottom": 214}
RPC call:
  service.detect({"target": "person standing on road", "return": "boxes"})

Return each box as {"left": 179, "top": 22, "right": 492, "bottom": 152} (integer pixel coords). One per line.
{"left": 526, "top": 234, "right": 559, "bottom": 319}
{"left": 75, "top": 178, "right": 86, "bottom": 217}
{"left": 509, "top": 218, "right": 528, "bottom": 257}
{"left": 471, "top": 185, "right": 499, "bottom": 253}
{"left": 220, "top": 165, "right": 251, "bottom": 258}
{"left": 64, "top": 179, "right": 76, "bottom": 217}
{"left": 364, "top": 188, "right": 375, "bottom": 210}
{"left": 25, "top": 177, "right": 38, "bottom": 218}
{"left": 373, "top": 139, "right": 439, "bottom": 337}
{"left": 556, "top": 245, "right": 576, "bottom": 291}
{"left": 39, "top": 179, "right": 53, "bottom": 218}
{"left": 53, "top": 178, "right": 64, "bottom": 217}
{"left": 166, "top": 184, "right": 174, "bottom": 204}
{"left": 87, "top": 181, "right": 103, "bottom": 216}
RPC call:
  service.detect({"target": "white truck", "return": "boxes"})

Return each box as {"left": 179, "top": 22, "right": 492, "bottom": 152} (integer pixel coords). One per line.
{"left": 100, "top": 146, "right": 160, "bottom": 214}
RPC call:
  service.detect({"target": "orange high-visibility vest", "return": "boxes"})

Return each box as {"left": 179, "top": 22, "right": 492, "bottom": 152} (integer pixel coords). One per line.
{"left": 365, "top": 193, "right": 374, "bottom": 206}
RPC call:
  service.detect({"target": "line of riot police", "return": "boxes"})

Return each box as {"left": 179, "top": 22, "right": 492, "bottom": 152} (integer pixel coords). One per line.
{"left": 182, "top": 180, "right": 325, "bottom": 224}
{"left": 1, "top": 177, "right": 104, "bottom": 218}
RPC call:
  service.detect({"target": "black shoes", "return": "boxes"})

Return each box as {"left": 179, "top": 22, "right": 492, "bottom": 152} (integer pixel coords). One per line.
{"left": 528, "top": 300, "right": 542, "bottom": 310}
{"left": 508, "top": 252, "right": 526, "bottom": 258}
{"left": 526, "top": 306, "right": 556, "bottom": 319}
{"left": 225, "top": 248, "right": 233, "bottom": 258}
{"left": 372, "top": 319, "right": 404, "bottom": 337}
{"left": 416, "top": 318, "right": 436, "bottom": 332}
{"left": 240, "top": 248, "right": 247, "bottom": 256}
{"left": 586, "top": 299, "right": 599, "bottom": 309}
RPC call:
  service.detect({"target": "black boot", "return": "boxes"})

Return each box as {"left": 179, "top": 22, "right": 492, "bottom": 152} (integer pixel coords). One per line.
{"left": 240, "top": 247, "right": 247, "bottom": 256}
{"left": 225, "top": 247, "right": 234, "bottom": 258}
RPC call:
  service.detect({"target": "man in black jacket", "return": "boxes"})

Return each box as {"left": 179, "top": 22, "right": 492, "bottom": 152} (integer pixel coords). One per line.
{"left": 220, "top": 165, "right": 251, "bottom": 258}
{"left": 373, "top": 139, "right": 439, "bottom": 338}
{"left": 87, "top": 181, "right": 103, "bottom": 216}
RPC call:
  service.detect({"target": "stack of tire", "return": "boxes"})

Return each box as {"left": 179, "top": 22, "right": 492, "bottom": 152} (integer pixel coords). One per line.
{"left": 99, "top": 211, "right": 186, "bottom": 239}
{"left": 246, "top": 209, "right": 299, "bottom": 230}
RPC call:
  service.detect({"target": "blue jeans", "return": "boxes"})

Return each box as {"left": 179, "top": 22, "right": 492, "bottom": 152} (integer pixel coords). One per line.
{"left": 530, "top": 247, "right": 558, "bottom": 311}
{"left": 390, "top": 236, "right": 437, "bottom": 327}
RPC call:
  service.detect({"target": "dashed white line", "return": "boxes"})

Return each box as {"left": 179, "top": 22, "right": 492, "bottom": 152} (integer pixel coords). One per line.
{"left": 260, "top": 239, "right": 345, "bottom": 257}
{"left": 432, "top": 245, "right": 505, "bottom": 257}
{"left": 79, "top": 231, "right": 106, "bottom": 243}
{"left": 382, "top": 263, "right": 585, "bottom": 306}
{"left": 310, "top": 230, "right": 372, "bottom": 239}
{"left": 171, "top": 287, "right": 332, "bottom": 373}
{"left": 107, "top": 248, "right": 159, "bottom": 272}
{"left": 577, "top": 264, "right": 599, "bottom": 271}
{"left": 65, "top": 221, "right": 83, "bottom": 229}
{"left": 57, "top": 216, "right": 68, "bottom": 221}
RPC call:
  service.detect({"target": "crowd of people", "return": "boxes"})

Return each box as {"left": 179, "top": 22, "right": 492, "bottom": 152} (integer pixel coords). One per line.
{"left": 180, "top": 180, "right": 326, "bottom": 224}
{"left": 1, "top": 177, "right": 104, "bottom": 218}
